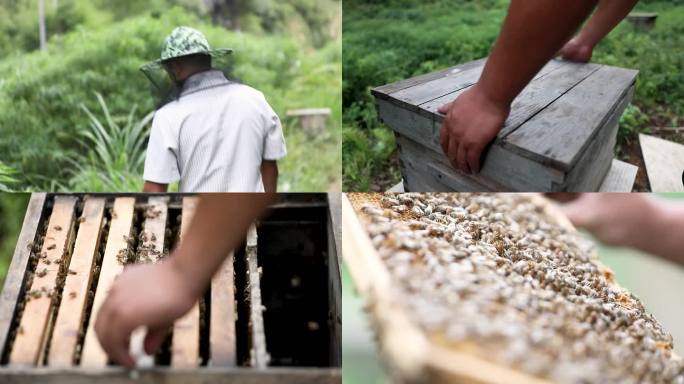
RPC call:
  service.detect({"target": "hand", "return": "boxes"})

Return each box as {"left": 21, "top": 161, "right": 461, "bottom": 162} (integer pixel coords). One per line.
{"left": 438, "top": 85, "right": 510, "bottom": 174}
{"left": 558, "top": 37, "right": 593, "bottom": 63}
{"left": 94, "top": 259, "right": 197, "bottom": 368}
{"left": 551, "top": 193, "right": 656, "bottom": 248}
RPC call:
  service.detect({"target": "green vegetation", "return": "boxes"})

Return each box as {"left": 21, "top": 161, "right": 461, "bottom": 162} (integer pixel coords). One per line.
{"left": 0, "top": 193, "right": 30, "bottom": 288}
{"left": 0, "top": 0, "right": 341, "bottom": 192}
{"left": 343, "top": 0, "right": 684, "bottom": 191}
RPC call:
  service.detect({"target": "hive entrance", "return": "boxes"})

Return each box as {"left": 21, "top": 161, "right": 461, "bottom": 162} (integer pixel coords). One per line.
{"left": 0, "top": 194, "right": 339, "bottom": 374}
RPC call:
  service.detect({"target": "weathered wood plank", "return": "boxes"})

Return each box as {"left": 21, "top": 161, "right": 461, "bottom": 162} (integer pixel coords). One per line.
{"left": 372, "top": 58, "right": 487, "bottom": 98}
{"left": 326, "top": 193, "right": 342, "bottom": 268}
{"left": 391, "top": 59, "right": 567, "bottom": 114}
{"left": 326, "top": 200, "right": 342, "bottom": 367}
{"left": 49, "top": 198, "right": 106, "bottom": 367}
{"left": 128, "top": 196, "right": 170, "bottom": 368}
{"left": 246, "top": 224, "right": 268, "bottom": 368}
{"left": 139, "top": 196, "right": 169, "bottom": 263}
{"left": 640, "top": 133, "right": 684, "bottom": 192}
{"left": 396, "top": 134, "right": 564, "bottom": 192}
{"left": 9, "top": 196, "right": 77, "bottom": 366}
{"left": 209, "top": 252, "right": 236, "bottom": 367}
{"left": 0, "top": 367, "right": 342, "bottom": 384}
{"left": 80, "top": 198, "right": 136, "bottom": 367}
{"left": 505, "top": 67, "right": 638, "bottom": 170}
{"left": 389, "top": 64, "right": 485, "bottom": 108}
{"left": 599, "top": 159, "right": 638, "bottom": 192}
{"left": 552, "top": 87, "right": 633, "bottom": 191}
{"left": 172, "top": 196, "right": 200, "bottom": 368}
{"left": 387, "top": 181, "right": 405, "bottom": 193}
{"left": 0, "top": 193, "right": 47, "bottom": 358}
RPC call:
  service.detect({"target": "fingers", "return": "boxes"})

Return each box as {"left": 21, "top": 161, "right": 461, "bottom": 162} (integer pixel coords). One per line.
{"left": 95, "top": 296, "right": 136, "bottom": 368}
{"left": 457, "top": 142, "right": 470, "bottom": 174}
{"left": 440, "top": 124, "right": 449, "bottom": 157}
{"left": 466, "top": 145, "right": 482, "bottom": 174}
{"left": 144, "top": 326, "right": 169, "bottom": 355}
{"left": 437, "top": 102, "right": 451, "bottom": 114}
{"left": 447, "top": 133, "right": 460, "bottom": 170}
{"left": 558, "top": 197, "right": 591, "bottom": 229}
{"left": 545, "top": 193, "right": 582, "bottom": 203}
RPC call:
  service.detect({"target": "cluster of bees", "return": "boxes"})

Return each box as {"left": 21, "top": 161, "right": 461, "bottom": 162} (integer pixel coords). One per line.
{"left": 358, "top": 193, "right": 683, "bottom": 384}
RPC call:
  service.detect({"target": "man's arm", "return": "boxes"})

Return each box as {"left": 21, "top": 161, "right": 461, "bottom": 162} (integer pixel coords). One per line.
{"left": 94, "top": 194, "right": 275, "bottom": 367}
{"left": 556, "top": 194, "right": 684, "bottom": 266}
{"left": 142, "top": 181, "right": 168, "bottom": 193}
{"left": 440, "top": 0, "right": 599, "bottom": 174}
{"left": 261, "top": 160, "right": 278, "bottom": 193}
{"left": 560, "top": 0, "right": 639, "bottom": 62}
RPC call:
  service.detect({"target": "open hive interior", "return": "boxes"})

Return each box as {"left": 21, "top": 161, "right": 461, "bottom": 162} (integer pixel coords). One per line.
{"left": 0, "top": 193, "right": 340, "bottom": 374}
{"left": 348, "top": 193, "right": 683, "bottom": 384}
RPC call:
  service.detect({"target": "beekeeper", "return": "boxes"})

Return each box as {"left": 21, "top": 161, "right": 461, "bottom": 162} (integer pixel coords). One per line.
{"left": 140, "top": 26, "right": 286, "bottom": 193}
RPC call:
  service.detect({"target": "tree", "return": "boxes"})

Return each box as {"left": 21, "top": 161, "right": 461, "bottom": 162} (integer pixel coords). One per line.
{"left": 38, "top": 0, "right": 47, "bottom": 50}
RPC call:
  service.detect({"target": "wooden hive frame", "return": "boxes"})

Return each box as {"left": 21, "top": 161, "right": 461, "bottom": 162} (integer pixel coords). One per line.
{"left": 0, "top": 193, "right": 341, "bottom": 384}
{"left": 372, "top": 58, "right": 639, "bottom": 192}
{"left": 341, "top": 193, "right": 679, "bottom": 383}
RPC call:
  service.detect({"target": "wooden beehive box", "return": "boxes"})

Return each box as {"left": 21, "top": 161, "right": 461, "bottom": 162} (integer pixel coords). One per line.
{"left": 0, "top": 193, "right": 341, "bottom": 383}
{"left": 372, "top": 58, "right": 639, "bottom": 192}
{"left": 343, "top": 193, "right": 682, "bottom": 383}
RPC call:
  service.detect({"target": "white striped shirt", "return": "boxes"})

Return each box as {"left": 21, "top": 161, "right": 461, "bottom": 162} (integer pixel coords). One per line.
{"left": 143, "top": 70, "right": 287, "bottom": 192}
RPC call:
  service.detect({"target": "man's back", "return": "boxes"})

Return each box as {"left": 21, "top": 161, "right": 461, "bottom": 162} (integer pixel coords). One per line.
{"left": 143, "top": 70, "right": 287, "bottom": 192}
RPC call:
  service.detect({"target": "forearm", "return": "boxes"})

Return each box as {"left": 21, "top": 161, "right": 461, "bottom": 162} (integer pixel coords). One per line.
{"left": 478, "top": 0, "right": 598, "bottom": 106}
{"left": 261, "top": 161, "right": 278, "bottom": 193}
{"left": 635, "top": 200, "right": 684, "bottom": 265}
{"left": 143, "top": 181, "right": 168, "bottom": 193}
{"left": 576, "top": 0, "right": 638, "bottom": 47}
{"left": 168, "top": 194, "right": 275, "bottom": 297}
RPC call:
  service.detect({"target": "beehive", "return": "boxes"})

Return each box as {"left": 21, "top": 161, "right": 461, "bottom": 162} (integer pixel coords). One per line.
{"left": 0, "top": 193, "right": 341, "bottom": 383}
{"left": 372, "top": 58, "right": 639, "bottom": 192}
{"left": 343, "top": 193, "right": 683, "bottom": 383}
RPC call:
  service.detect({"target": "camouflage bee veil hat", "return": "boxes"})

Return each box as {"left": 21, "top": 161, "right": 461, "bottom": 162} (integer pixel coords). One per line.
{"left": 140, "top": 26, "right": 233, "bottom": 103}
{"left": 140, "top": 26, "right": 233, "bottom": 73}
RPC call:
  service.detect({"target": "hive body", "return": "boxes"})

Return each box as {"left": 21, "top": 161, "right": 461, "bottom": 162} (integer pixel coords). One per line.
{"left": 372, "top": 59, "right": 639, "bottom": 192}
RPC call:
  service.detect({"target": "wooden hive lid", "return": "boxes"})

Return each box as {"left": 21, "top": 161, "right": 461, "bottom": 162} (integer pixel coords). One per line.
{"left": 372, "top": 58, "right": 638, "bottom": 172}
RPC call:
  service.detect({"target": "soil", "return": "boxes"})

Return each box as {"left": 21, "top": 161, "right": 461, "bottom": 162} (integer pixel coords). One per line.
{"left": 370, "top": 151, "right": 401, "bottom": 192}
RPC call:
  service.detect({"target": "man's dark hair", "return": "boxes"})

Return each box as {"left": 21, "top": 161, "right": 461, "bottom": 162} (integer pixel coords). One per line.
{"left": 164, "top": 53, "right": 212, "bottom": 69}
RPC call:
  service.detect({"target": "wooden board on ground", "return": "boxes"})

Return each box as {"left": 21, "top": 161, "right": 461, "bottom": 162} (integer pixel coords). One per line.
{"left": 246, "top": 224, "right": 268, "bottom": 368}
{"left": 210, "top": 252, "right": 236, "bottom": 366}
{"left": 80, "top": 198, "right": 136, "bottom": 366}
{"left": 0, "top": 193, "right": 47, "bottom": 356}
{"left": 599, "top": 159, "right": 638, "bottom": 192}
{"left": 373, "top": 58, "right": 638, "bottom": 191}
{"left": 639, "top": 134, "right": 684, "bottom": 192}
{"left": 10, "top": 196, "right": 77, "bottom": 366}
{"left": 49, "top": 198, "right": 106, "bottom": 366}
{"left": 172, "top": 197, "right": 201, "bottom": 368}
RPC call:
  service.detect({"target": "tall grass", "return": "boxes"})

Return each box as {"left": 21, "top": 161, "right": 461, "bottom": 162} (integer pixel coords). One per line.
{"left": 66, "top": 93, "right": 152, "bottom": 191}
{"left": 0, "top": 162, "right": 19, "bottom": 192}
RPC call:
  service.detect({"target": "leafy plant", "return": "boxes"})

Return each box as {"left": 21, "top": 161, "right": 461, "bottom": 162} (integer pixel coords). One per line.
{"left": 66, "top": 93, "right": 153, "bottom": 191}
{"left": 0, "top": 162, "right": 19, "bottom": 192}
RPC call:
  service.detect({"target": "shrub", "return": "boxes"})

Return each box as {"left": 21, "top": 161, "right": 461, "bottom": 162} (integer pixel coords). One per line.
{"left": 66, "top": 93, "right": 152, "bottom": 192}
